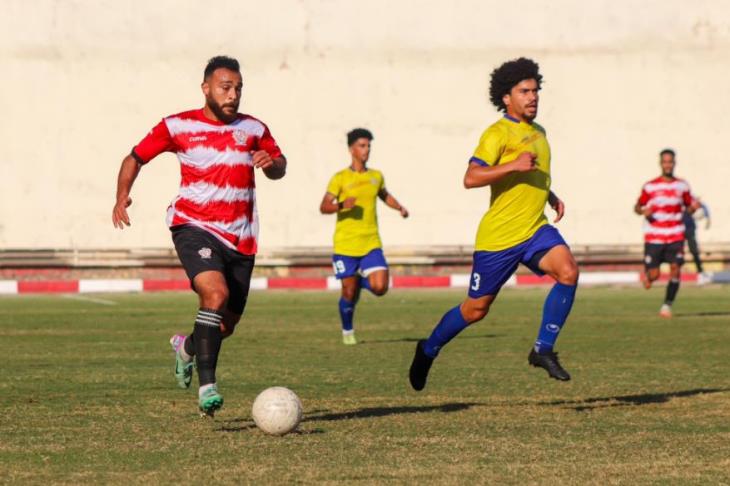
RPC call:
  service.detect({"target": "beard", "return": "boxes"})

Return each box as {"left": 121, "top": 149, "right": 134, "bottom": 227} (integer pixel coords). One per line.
{"left": 206, "top": 96, "right": 239, "bottom": 124}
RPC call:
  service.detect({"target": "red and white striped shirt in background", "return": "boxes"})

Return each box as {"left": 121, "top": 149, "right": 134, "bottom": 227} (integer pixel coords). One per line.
{"left": 132, "top": 109, "right": 283, "bottom": 255}
{"left": 637, "top": 176, "right": 695, "bottom": 244}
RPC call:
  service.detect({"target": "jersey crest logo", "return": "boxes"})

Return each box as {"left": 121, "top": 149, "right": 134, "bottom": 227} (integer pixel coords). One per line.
{"left": 232, "top": 130, "right": 249, "bottom": 146}
{"left": 198, "top": 247, "right": 212, "bottom": 259}
{"left": 370, "top": 178, "right": 378, "bottom": 186}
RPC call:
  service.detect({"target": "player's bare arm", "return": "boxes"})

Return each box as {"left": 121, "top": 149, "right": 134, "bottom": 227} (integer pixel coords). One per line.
{"left": 112, "top": 154, "right": 142, "bottom": 229}
{"left": 634, "top": 202, "right": 652, "bottom": 217}
{"left": 319, "top": 192, "right": 355, "bottom": 214}
{"left": 464, "top": 151, "right": 537, "bottom": 189}
{"left": 378, "top": 188, "right": 409, "bottom": 218}
{"left": 251, "top": 150, "right": 286, "bottom": 180}
{"left": 548, "top": 191, "right": 565, "bottom": 223}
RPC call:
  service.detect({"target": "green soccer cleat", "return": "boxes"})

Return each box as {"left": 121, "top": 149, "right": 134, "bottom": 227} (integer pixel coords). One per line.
{"left": 342, "top": 333, "right": 357, "bottom": 345}
{"left": 199, "top": 385, "right": 224, "bottom": 417}
{"left": 170, "top": 334, "right": 194, "bottom": 389}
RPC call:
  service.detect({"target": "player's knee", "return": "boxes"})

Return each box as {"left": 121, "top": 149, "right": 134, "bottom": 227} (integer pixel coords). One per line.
{"left": 371, "top": 281, "right": 389, "bottom": 296}
{"left": 557, "top": 263, "right": 579, "bottom": 285}
{"left": 342, "top": 287, "right": 358, "bottom": 301}
{"left": 202, "top": 286, "right": 229, "bottom": 310}
{"left": 462, "top": 304, "right": 489, "bottom": 324}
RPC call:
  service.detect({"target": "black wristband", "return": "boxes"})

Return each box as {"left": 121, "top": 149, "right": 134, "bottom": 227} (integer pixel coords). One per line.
{"left": 337, "top": 201, "right": 344, "bottom": 210}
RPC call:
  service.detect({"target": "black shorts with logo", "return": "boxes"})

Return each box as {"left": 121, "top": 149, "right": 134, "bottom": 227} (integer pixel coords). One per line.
{"left": 171, "top": 225, "right": 255, "bottom": 314}
{"left": 644, "top": 241, "right": 684, "bottom": 270}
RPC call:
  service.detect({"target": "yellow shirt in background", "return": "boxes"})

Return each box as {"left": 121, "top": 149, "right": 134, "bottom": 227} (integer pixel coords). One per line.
{"left": 326, "top": 168, "right": 384, "bottom": 256}
{"left": 470, "top": 116, "right": 551, "bottom": 251}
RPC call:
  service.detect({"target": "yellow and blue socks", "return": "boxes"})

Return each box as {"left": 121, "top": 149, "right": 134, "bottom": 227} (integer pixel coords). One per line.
{"left": 423, "top": 305, "right": 469, "bottom": 358}
{"left": 534, "top": 283, "right": 577, "bottom": 354}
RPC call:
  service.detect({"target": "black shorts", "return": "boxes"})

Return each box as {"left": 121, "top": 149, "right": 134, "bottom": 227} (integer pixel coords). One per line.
{"left": 644, "top": 241, "right": 684, "bottom": 270}
{"left": 171, "top": 225, "right": 255, "bottom": 314}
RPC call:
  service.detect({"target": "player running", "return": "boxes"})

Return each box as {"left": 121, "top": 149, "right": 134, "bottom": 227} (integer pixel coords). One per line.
{"left": 634, "top": 149, "right": 699, "bottom": 318}
{"left": 319, "top": 128, "right": 409, "bottom": 345}
{"left": 409, "top": 58, "right": 579, "bottom": 391}
{"left": 112, "top": 56, "right": 287, "bottom": 416}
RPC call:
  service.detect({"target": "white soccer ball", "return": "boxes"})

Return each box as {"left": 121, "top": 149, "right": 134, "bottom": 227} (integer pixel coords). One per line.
{"left": 251, "top": 386, "right": 303, "bottom": 436}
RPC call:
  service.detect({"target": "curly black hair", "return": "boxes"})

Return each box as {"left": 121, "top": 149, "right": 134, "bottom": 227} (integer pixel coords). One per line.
{"left": 489, "top": 58, "right": 543, "bottom": 112}
{"left": 347, "top": 128, "right": 373, "bottom": 146}
{"left": 204, "top": 55, "right": 240, "bottom": 80}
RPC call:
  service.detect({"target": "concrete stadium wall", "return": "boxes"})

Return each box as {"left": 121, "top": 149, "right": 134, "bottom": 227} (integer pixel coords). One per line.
{"left": 2, "top": 0, "right": 729, "bottom": 251}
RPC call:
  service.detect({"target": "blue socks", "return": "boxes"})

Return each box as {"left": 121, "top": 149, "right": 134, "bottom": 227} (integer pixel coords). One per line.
{"left": 338, "top": 297, "right": 355, "bottom": 332}
{"left": 359, "top": 276, "right": 373, "bottom": 294}
{"left": 423, "top": 305, "right": 469, "bottom": 358}
{"left": 534, "top": 283, "right": 577, "bottom": 354}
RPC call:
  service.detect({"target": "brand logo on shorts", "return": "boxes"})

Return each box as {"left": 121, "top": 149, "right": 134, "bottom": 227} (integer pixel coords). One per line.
{"left": 546, "top": 323, "right": 560, "bottom": 333}
{"left": 198, "top": 247, "right": 212, "bottom": 259}
{"left": 233, "top": 129, "right": 249, "bottom": 146}
{"left": 645, "top": 255, "right": 652, "bottom": 264}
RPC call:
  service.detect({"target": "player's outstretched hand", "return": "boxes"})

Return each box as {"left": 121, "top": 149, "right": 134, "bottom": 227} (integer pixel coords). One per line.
{"left": 399, "top": 206, "right": 409, "bottom": 218}
{"left": 112, "top": 197, "right": 133, "bottom": 229}
{"left": 551, "top": 198, "right": 565, "bottom": 223}
{"left": 251, "top": 150, "right": 273, "bottom": 170}
{"left": 512, "top": 152, "right": 538, "bottom": 172}
{"left": 342, "top": 197, "right": 357, "bottom": 209}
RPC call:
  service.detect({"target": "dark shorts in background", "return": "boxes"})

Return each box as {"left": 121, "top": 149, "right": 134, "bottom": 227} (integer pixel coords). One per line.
{"left": 644, "top": 241, "right": 684, "bottom": 270}
{"left": 171, "top": 225, "right": 255, "bottom": 314}
{"left": 468, "top": 224, "right": 568, "bottom": 298}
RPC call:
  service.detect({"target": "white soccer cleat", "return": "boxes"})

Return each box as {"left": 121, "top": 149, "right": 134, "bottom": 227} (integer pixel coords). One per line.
{"left": 659, "top": 304, "right": 672, "bottom": 319}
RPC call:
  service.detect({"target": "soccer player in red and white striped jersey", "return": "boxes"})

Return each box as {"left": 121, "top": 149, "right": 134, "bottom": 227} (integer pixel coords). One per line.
{"left": 634, "top": 148, "right": 699, "bottom": 318}
{"left": 112, "top": 56, "right": 286, "bottom": 415}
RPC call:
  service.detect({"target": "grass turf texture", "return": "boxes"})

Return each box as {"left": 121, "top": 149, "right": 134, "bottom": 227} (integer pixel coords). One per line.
{"left": 1, "top": 287, "right": 729, "bottom": 484}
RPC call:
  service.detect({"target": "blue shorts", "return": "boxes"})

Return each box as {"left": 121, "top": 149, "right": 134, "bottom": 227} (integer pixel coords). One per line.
{"left": 332, "top": 248, "right": 388, "bottom": 279}
{"left": 468, "top": 225, "right": 567, "bottom": 298}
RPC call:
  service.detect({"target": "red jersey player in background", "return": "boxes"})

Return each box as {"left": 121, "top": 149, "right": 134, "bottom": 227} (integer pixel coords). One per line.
{"left": 112, "top": 56, "right": 286, "bottom": 416}
{"left": 634, "top": 148, "right": 699, "bottom": 318}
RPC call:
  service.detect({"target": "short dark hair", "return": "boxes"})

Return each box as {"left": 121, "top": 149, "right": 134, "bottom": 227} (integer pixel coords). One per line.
{"left": 489, "top": 57, "right": 543, "bottom": 112}
{"left": 660, "top": 148, "right": 676, "bottom": 158}
{"left": 204, "top": 56, "right": 240, "bottom": 80}
{"left": 347, "top": 128, "right": 373, "bottom": 146}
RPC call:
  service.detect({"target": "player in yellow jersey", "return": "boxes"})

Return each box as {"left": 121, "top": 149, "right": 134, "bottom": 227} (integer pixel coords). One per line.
{"left": 409, "top": 58, "right": 580, "bottom": 390}
{"left": 319, "top": 128, "right": 409, "bottom": 345}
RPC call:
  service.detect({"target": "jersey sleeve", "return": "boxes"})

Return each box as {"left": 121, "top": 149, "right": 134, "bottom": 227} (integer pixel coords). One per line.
{"left": 132, "top": 119, "right": 175, "bottom": 164}
{"left": 637, "top": 185, "right": 650, "bottom": 206}
{"left": 326, "top": 173, "right": 341, "bottom": 196}
{"left": 257, "top": 124, "right": 283, "bottom": 159}
{"left": 470, "top": 126, "right": 506, "bottom": 166}
{"left": 681, "top": 182, "right": 695, "bottom": 207}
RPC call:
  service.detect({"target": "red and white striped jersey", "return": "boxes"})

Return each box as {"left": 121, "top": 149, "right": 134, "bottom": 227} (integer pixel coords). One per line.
{"left": 637, "top": 176, "right": 695, "bottom": 244}
{"left": 132, "top": 109, "right": 283, "bottom": 255}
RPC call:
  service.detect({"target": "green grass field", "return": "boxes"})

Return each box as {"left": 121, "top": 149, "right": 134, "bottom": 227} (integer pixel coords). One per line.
{"left": 2, "top": 287, "right": 729, "bottom": 484}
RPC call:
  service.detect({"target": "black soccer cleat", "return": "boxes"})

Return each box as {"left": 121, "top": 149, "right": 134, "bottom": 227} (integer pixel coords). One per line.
{"left": 409, "top": 339, "right": 435, "bottom": 391}
{"left": 528, "top": 349, "right": 571, "bottom": 381}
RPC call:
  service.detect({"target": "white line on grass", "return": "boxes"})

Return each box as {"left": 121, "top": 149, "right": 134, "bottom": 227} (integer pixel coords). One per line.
{"left": 62, "top": 294, "right": 118, "bottom": 306}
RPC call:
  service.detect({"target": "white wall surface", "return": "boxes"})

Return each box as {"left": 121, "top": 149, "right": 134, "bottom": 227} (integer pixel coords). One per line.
{"left": 1, "top": 0, "right": 728, "bottom": 250}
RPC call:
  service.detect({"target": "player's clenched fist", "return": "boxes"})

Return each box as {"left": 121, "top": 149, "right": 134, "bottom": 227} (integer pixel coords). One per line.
{"left": 511, "top": 152, "right": 538, "bottom": 172}
{"left": 251, "top": 150, "right": 273, "bottom": 169}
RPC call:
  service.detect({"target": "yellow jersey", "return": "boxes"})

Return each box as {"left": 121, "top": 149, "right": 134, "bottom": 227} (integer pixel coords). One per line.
{"left": 470, "top": 116, "right": 551, "bottom": 251}
{"left": 326, "top": 168, "right": 385, "bottom": 256}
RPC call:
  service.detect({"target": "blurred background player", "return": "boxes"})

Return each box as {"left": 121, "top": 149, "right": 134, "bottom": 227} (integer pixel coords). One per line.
{"left": 409, "top": 58, "right": 579, "bottom": 391}
{"left": 682, "top": 198, "right": 711, "bottom": 281}
{"left": 634, "top": 148, "right": 699, "bottom": 318}
{"left": 112, "top": 56, "right": 287, "bottom": 416}
{"left": 319, "top": 128, "right": 409, "bottom": 345}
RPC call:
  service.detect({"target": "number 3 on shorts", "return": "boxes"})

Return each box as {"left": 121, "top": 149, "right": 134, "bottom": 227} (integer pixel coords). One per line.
{"left": 333, "top": 260, "right": 346, "bottom": 275}
{"left": 471, "top": 272, "right": 481, "bottom": 291}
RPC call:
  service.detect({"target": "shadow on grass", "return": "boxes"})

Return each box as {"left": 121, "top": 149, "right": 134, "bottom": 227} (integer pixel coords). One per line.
{"left": 675, "top": 311, "right": 730, "bottom": 317}
{"left": 304, "top": 402, "right": 481, "bottom": 422}
{"left": 360, "top": 334, "right": 500, "bottom": 345}
{"left": 216, "top": 402, "right": 481, "bottom": 432}
{"left": 541, "top": 388, "right": 729, "bottom": 412}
